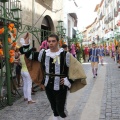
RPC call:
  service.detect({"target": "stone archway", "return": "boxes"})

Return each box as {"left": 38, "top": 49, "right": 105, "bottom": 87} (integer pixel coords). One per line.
{"left": 41, "top": 15, "right": 54, "bottom": 41}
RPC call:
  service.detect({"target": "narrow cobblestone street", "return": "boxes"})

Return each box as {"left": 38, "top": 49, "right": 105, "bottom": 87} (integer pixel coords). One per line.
{"left": 0, "top": 56, "right": 120, "bottom": 120}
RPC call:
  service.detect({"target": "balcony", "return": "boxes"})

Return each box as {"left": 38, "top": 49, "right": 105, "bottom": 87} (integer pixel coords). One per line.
{"left": 96, "top": 22, "right": 101, "bottom": 30}
{"left": 104, "top": 16, "right": 109, "bottom": 24}
{"left": 118, "top": 0, "right": 120, "bottom": 12}
{"left": 99, "top": 12, "right": 105, "bottom": 20}
{"left": 114, "top": 7, "right": 118, "bottom": 17}
{"left": 93, "top": 27, "right": 96, "bottom": 32}
{"left": 108, "top": 12, "right": 113, "bottom": 22}
{"left": 105, "top": 0, "right": 108, "bottom": 8}
{"left": 108, "top": 0, "right": 112, "bottom": 3}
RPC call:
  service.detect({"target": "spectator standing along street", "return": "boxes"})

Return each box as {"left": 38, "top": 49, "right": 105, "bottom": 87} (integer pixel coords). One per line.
{"left": 89, "top": 42, "right": 99, "bottom": 78}
{"left": 20, "top": 33, "right": 35, "bottom": 104}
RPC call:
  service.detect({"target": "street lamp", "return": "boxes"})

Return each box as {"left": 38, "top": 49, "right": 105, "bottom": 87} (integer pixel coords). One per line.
{"left": 0, "top": 0, "right": 22, "bottom": 105}
{"left": 11, "top": 0, "right": 21, "bottom": 20}
{"left": 56, "top": 20, "right": 66, "bottom": 39}
{"left": 62, "top": 27, "right": 66, "bottom": 36}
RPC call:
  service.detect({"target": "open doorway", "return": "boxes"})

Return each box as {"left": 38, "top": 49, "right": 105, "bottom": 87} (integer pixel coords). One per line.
{"left": 41, "top": 15, "right": 54, "bottom": 42}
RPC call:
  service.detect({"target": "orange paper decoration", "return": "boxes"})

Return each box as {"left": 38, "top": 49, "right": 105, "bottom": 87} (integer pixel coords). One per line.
{"left": 12, "top": 42, "right": 17, "bottom": 47}
{"left": 8, "top": 26, "right": 13, "bottom": 31}
{"left": 59, "top": 40, "right": 63, "bottom": 47}
{"left": 9, "top": 23, "right": 14, "bottom": 28}
{"left": 13, "top": 28, "right": 16, "bottom": 34}
{"left": 0, "top": 49, "right": 3, "bottom": 56}
{"left": 9, "top": 57, "right": 14, "bottom": 63}
{"left": 12, "top": 33, "right": 16, "bottom": 38}
{"left": 0, "top": 28, "right": 4, "bottom": 34}
{"left": 9, "top": 50, "right": 15, "bottom": 56}
{"left": 8, "top": 38, "right": 12, "bottom": 43}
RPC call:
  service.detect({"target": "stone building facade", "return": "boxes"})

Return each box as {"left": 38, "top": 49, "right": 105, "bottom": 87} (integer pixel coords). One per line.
{"left": 19, "top": 0, "right": 64, "bottom": 48}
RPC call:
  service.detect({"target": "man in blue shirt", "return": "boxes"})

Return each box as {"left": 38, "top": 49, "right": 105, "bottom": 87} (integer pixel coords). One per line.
{"left": 89, "top": 42, "right": 99, "bottom": 78}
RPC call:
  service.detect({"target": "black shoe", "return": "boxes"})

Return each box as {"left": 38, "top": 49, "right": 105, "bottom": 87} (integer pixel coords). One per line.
{"left": 96, "top": 74, "right": 97, "bottom": 76}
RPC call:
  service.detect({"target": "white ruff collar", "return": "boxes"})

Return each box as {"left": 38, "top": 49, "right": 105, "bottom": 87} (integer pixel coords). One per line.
{"left": 45, "top": 48, "right": 64, "bottom": 58}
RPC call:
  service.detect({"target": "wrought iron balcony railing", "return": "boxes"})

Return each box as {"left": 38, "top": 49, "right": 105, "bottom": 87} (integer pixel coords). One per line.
{"left": 105, "top": 0, "right": 108, "bottom": 8}
{"left": 92, "top": 27, "right": 96, "bottom": 32}
{"left": 108, "top": 0, "right": 112, "bottom": 3}
{"left": 104, "top": 16, "right": 109, "bottom": 24}
{"left": 114, "top": 7, "right": 118, "bottom": 17}
{"left": 99, "top": 12, "right": 105, "bottom": 20}
{"left": 96, "top": 22, "right": 101, "bottom": 30}
{"left": 108, "top": 12, "right": 113, "bottom": 22}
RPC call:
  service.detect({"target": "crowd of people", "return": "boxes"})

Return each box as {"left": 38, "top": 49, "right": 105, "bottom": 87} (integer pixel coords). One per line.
{"left": 82, "top": 43, "right": 120, "bottom": 68}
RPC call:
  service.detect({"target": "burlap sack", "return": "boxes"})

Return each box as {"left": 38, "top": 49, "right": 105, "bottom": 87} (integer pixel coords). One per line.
{"left": 69, "top": 55, "right": 87, "bottom": 93}
{"left": 24, "top": 56, "right": 43, "bottom": 86}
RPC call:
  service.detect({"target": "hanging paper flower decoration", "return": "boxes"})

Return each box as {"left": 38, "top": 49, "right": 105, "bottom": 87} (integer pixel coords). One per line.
{"left": 8, "top": 23, "right": 15, "bottom": 32}
{"left": 0, "top": 28, "right": 4, "bottom": 34}
{"left": 8, "top": 38, "right": 12, "bottom": 43}
{"left": 12, "top": 28, "right": 17, "bottom": 38}
{"left": 12, "top": 42, "right": 17, "bottom": 47}
{"left": 9, "top": 50, "right": 15, "bottom": 56}
{"left": 9, "top": 57, "right": 14, "bottom": 63}
{"left": 0, "top": 49, "right": 3, "bottom": 56}
{"left": 9, "top": 23, "right": 14, "bottom": 28}
{"left": 8, "top": 26, "right": 13, "bottom": 31}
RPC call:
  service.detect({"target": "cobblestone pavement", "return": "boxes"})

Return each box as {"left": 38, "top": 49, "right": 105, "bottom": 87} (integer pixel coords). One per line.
{"left": 99, "top": 57, "right": 120, "bottom": 120}
{"left": 0, "top": 57, "right": 119, "bottom": 120}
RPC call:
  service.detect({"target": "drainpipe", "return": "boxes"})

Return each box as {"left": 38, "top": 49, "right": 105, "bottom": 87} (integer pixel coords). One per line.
{"left": 32, "top": 0, "right": 35, "bottom": 42}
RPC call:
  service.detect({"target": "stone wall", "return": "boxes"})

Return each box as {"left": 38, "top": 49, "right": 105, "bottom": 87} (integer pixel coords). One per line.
{"left": 17, "top": 0, "right": 64, "bottom": 49}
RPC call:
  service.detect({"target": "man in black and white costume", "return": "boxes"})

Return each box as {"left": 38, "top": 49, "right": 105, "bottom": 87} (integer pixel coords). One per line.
{"left": 19, "top": 34, "right": 87, "bottom": 120}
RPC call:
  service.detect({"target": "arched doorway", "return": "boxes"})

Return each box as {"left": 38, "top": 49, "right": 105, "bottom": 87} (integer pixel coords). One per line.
{"left": 41, "top": 15, "right": 54, "bottom": 41}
